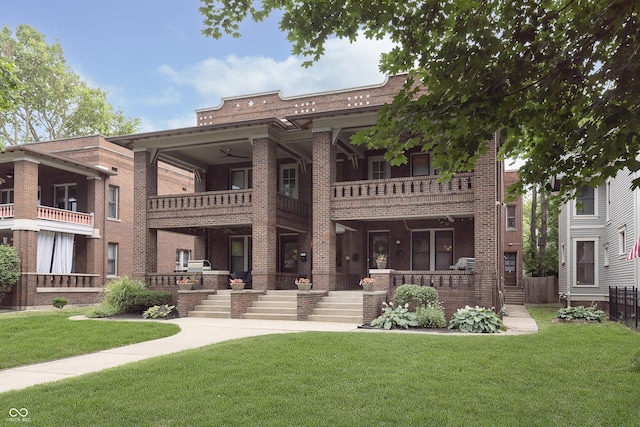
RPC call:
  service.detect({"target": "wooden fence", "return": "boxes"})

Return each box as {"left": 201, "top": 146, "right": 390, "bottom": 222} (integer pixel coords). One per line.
{"left": 524, "top": 276, "right": 558, "bottom": 303}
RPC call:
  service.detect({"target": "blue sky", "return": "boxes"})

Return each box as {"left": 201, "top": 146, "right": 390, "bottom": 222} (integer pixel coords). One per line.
{"left": 2, "top": 0, "right": 393, "bottom": 132}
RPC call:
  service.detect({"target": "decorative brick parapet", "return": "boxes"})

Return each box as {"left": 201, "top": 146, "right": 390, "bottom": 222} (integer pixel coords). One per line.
{"left": 230, "top": 290, "right": 265, "bottom": 318}
{"left": 177, "top": 289, "right": 217, "bottom": 317}
{"left": 202, "top": 271, "right": 230, "bottom": 290}
{"left": 296, "top": 291, "right": 328, "bottom": 320}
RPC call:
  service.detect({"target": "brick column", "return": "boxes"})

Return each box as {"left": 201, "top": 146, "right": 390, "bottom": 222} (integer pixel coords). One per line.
{"left": 311, "top": 129, "right": 337, "bottom": 290}
{"left": 11, "top": 160, "right": 39, "bottom": 308}
{"left": 251, "top": 134, "right": 278, "bottom": 290}
{"left": 133, "top": 150, "right": 158, "bottom": 277}
{"left": 85, "top": 176, "right": 105, "bottom": 278}
{"left": 474, "top": 133, "right": 500, "bottom": 309}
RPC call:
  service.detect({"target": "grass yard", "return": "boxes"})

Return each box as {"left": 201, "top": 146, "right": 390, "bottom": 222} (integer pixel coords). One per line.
{"left": 0, "top": 309, "right": 180, "bottom": 370}
{"left": 2, "top": 307, "right": 640, "bottom": 426}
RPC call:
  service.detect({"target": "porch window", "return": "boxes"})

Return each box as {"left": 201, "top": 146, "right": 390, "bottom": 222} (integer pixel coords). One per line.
{"left": 230, "top": 236, "right": 252, "bottom": 273}
{"left": 176, "top": 249, "right": 190, "bottom": 272}
{"left": 368, "top": 156, "right": 389, "bottom": 180}
{"left": 506, "top": 205, "right": 516, "bottom": 230}
{"left": 279, "top": 234, "right": 298, "bottom": 273}
{"left": 108, "top": 185, "right": 119, "bottom": 219}
{"left": 54, "top": 183, "right": 77, "bottom": 212}
{"left": 369, "top": 231, "right": 389, "bottom": 269}
{"left": 575, "top": 239, "right": 596, "bottom": 286}
{"left": 0, "top": 189, "right": 13, "bottom": 204}
{"left": 107, "top": 242, "right": 118, "bottom": 276}
{"left": 575, "top": 186, "right": 595, "bottom": 216}
{"left": 230, "top": 168, "right": 252, "bottom": 190}
{"left": 411, "top": 229, "right": 454, "bottom": 270}
{"left": 411, "top": 154, "right": 430, "bottom": 176}
{"left": 280, "top": 164, "right": 298, "bottom": 198}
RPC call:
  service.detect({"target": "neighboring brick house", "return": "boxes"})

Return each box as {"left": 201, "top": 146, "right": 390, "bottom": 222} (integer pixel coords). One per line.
{"left": 558, "top": 167, "right": 639, "bottom": 312}
{"left": 109, "top": 75, "right": 507, "bottom": 317}
{"left": 0, "top": 135, "right": 194, "bottom": 309}
{"left": 502, "top": 169, "right": 524, "bottom": 303}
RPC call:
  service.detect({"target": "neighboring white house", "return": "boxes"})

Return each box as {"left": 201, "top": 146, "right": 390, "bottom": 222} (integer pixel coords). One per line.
{"left": 558, "top": 167, "right": 640, "bottom": 310}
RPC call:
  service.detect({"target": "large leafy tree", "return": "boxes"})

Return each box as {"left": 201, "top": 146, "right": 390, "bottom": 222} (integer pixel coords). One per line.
{"left": 201, "top": 0, "right": 639, "bottom": 200}
{"left": 0, "top": 25, "right": 140, "bottom": 145}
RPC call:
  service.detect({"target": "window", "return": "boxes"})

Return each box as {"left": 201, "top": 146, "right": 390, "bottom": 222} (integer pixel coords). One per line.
{"left": 279, "top": 164, "right": 298, "bottom": 198}
{"left": 605, "top": 179, "right": 611, "bottom": 222}
{"left": 279, "top": 235, "right": 298, "bottom": 273}
{"left": 411, "top": 229, "right": 454, "bottom": 270}
{"left": 619, "top": 226, "right": 626, "bottom": 256}
{"left": 368, "top": 156, "right": 389, "bottom": 180}
{"left": 54, "top": 183, "right": 77, "bottom": 211}
{"left": 0, "top": 189, "right": 13, "bottom": 204}
{"left": 575, "top": 186, "right": 594, "bottom": 216}
{"left": 575, "top": 240, "right": 596, "bottom": 286}
{"left": 230, "top": 168, "right": 252, "bottom": 190}
{"left": 108, "top": 185, "right": 119, "bottom": 219}
{"left": 175, "top": 249, "right": 190, "bottom": 272}
{"left": 107, "top": 243, "right": 118, "bottom": 276}
{"left": 506, "top": 205, "right": 516, "bottom": 230}
{"left": 604, "top": 244, "right": 609, "bottom": 267}
{"left": 411, "top": 154, "right": 430, "bottom": 176}
{"left": 230, "top": 236, "right": 252, "bottom": 273}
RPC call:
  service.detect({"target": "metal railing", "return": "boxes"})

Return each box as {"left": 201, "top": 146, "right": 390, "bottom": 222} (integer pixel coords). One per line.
{"left": 609, "top": 286, "right": 638, "bottom": 330}
{"left": 391, "top": 270, "right": 475, "bottom": 289}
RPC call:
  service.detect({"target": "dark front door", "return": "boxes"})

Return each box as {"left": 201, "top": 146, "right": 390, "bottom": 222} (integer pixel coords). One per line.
{"left": 504, "top": 252, "right": 517, "bottom": 286}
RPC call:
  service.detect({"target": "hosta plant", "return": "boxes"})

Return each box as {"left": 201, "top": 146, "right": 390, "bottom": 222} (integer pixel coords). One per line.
{"left": 370, "top": 302, "right": 418, "bottom": 330}
{"left": 448, "top": 305, "right": 505, "bottom": 333}
{"left": 556, "top": 306, "right": 605, "bottom": 322}
{"left": 143, "top": 304, "right": 175, "bottom": 319}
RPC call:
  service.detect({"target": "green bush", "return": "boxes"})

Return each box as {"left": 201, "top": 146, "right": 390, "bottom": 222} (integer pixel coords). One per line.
{"left": 393, "top": 284, "right": 439, "bottom": 310}
{"left": 143, "top": 304, "right": 175, "bottom": 319}
{"left": 85, "top": 304, "right": 120, "bottom": 318}
{"left": 0, "top": 244, "right": 20, "bottom": 293}
{"left": 448, "top": 305, "right": 505, "bottom": 333}
{"left": 415, "top": 302, "right": 447, "bottom": 329}
{"left": 556, "top": 306, "right": 605, "bottom": 322}
{"left": 370, "top": 302, "right": 419, "bottom": 330}
{"left": 128, "top": 290, "right": 172, "bottom": 313}
{"left": 52, "top": 297, "right": 68, "bottom": 309}
{"left": 103, "top": 277, "right": 146, "bottom": 313}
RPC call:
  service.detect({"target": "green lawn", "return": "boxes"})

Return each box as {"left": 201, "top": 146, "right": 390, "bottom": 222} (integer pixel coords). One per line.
{"left": 2, "top": 307, "right": 640, "bottom": 426}
{"left": 0, "top": 309, "right": 180, "bottom": 369}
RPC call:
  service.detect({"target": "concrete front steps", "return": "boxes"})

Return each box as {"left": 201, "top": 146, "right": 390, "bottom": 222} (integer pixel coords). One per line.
{"left": 189, "top": 290, "right": 232, "bottom": 318}
{"left": 504, "top": 287, "right": 525, "bottom": 305}
{"left": 241, "top": 290, "right": 298, "bottom": 321}
{"left": 308, "top": 291, "right": 363, "bottom": 323}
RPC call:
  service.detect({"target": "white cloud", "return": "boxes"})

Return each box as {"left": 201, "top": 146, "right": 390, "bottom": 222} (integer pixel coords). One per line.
{"left": 159, "top": 35, "right": 395, "bottom": 109}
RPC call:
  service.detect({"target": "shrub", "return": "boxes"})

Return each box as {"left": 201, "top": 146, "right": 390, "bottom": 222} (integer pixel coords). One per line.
{"left": 370, "top": 302, "right": 419, "bottom": 330}
{"left": 85, "top": 304, "right": 120, "bottom": 318}
{"left": 128, "top": 290, "right": 172, "bottom": 313}
{"left": 0, "top": 244, "right": 20, "bottom": 293}
{"left": 393, "top": 284, "right": 439, "bottom": 310}
{"left": 556, "top": 306, "right": 605, "bottom": 322}
{"left": 103, "top": 277, "right": 146, "bottom": 313}
{"left": 415, "top": 302, "right": 447, "bottom": 329}
{"left": 52, "top": 297, "right": 68, "bottom": 309}
{"left": 448, "top": 305, "right": 505, "bottom": 333}
{"left": 143, "top": 304, "right": 175, "bottom": 319}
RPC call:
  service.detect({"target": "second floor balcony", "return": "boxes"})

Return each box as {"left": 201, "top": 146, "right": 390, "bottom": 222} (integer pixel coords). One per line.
{"left": 0, "top": 204, "right": 95, "bottom": 235}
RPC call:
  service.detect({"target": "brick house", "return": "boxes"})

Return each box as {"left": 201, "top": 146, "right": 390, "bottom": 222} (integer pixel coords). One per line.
{"left": 502, "top": 170, "right": 524, "bottom": 304}
{"left": 0, "top": 135, "right": 195, "bottom": 309}
{"left": 108, "top": 75, "right": 507, "bottom": 319}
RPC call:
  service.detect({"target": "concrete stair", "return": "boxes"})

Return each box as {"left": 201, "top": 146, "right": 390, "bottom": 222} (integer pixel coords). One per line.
{"left": 308, "top": 291, "right": 363, "bottom": 323}
{"left": 188, "top": 290, "right": 232, "bottom": 318}
{"left": 241, "top": 290, "right": 299, "bottom": 321}
{"left": 504, "top": 288, "right": 524, "bottom": 305}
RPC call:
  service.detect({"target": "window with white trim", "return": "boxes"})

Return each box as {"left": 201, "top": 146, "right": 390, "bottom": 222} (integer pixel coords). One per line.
{"left": 368, "top": 156, "right": 390, "bottom": 180}
{"left": 279, "top": 164, "right": 298, "bottom": 198}
{"left": 176, "top": 249, "right": 190, "bottom": 272}
{"left": 506, "top": 205, "right": 516, "bottom": 230}
{"left": 107, "top": 243, "right": 118, "bottom": 276}
{"left": 575, "top": 239, "right": 596, "bottom": 287}
{"left": 230, "top": 168, "right": 252, "bottom": 190}
{"left": 605, "top": 179, "right": 611, "bottom": 222}
{"left": 604, "top": 244, "right": 609, "bottom": 267}
{"left": 619, "top": 226, "right": 626, "bottom": 256}
{"left": 108, "top": 185, "right": 119, "bottom": 219}
{"left": 575, "top": 185, "right": 595, "bottom": 216}
{"left": 0, "top": 189, "right": 13, "bottom": 204}
{"left": 54, "top": 183, "right": 77, "bottom": 211}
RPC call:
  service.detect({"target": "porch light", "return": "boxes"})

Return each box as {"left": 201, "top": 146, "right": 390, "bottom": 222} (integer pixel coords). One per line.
{"left": 6, "top": 171, "right": 13, "bottom": 179}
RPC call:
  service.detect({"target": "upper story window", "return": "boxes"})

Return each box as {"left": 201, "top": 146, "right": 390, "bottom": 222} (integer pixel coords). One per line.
{"left": 605, "top": 179, "right": 611, "bottom": 222}
{"left": 108, "top": 185, "right": 119, "bottom": 219}
{"left": 411, "top": 154, "right": 430, "bottom": 176}
{"left": 230, "top": 168, "right": 252, "bottom": 190}
{"left": 0, "top": 189, "right": 14, "bottom": 204}
{"left": 506, "top": 205, "right": 516, "bottom": 230}
{"left": 369, "top": 156, "right": 390, "bottom": 180}
{"left": 176, "top": 249, "right": 190, "bottom": 272}
{"left": 54, "top": 183, "right": 77, "bottom": 212}
{"left": 575, "top": 185, "right": 595, "bottom": 216}
{"left": 618, "top": 226, "right": 626, "bottom": 256}
{"left": 279, "top": 164, "right": 298, "bottom": 199}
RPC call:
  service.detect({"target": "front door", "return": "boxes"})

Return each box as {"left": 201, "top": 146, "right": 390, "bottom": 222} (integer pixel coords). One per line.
{"left": 230, "top": 236, "right": 252, "bottom": 274}
{"left": 279, "top": 234, "right": 298, "bottom": 273}
{"left": 504, "top": 252, "right": 517, "bottom": 286}
{"left": 369, "top": 231, "right": 389, "bottom": 269}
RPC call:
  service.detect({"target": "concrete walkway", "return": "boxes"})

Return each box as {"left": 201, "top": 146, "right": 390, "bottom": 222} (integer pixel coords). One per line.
{"left": 0, "top": 304, "right": 537, "bottom": 394}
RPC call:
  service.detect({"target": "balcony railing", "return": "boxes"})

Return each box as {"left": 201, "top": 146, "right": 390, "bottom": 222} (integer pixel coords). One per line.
{"left": 332, "top": 174, "right": 473, "bottom": 201}
{"left": 149, "top": 190, "right": 252, "bottom": 212}
{"left": 0, "top": 204, "right": 94, "bottom": 227}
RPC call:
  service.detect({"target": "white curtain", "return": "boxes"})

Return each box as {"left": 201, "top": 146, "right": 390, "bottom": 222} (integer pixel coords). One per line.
{"left": 37, "top": 231, "right": 56, "bottom": 273}
{"left": 51, "top": 232, "right": 74, "bottom": 274}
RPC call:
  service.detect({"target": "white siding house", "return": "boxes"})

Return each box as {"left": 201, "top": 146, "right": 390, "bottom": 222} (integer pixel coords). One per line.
{"left": 559, "top": 168, "right": 639, "bottom": 308}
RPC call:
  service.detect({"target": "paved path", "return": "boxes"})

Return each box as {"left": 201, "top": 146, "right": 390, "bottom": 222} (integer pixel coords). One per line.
{"left": 0, "top": 304, "right": 537, "bottom": 393}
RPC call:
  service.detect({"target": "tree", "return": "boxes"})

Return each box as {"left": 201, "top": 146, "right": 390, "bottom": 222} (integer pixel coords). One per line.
{"left": 523, "top": 186, "right": 558, "bottom": 277}
{"left": 0, "top": 244, "right": 20, "bottom": 293}
{"left": 201, "top": 0, "right": 640, "bottom": 200}
{"left": 0, "top": 57, "right": 20, "bottom": 113}
{"left": 0, "top": 25, "right": 140, "bottom": 145}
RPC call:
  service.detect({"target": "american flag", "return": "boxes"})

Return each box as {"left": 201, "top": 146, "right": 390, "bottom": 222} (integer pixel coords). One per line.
{"left": 628, "top": 235, "right": 640, "bottom": 260}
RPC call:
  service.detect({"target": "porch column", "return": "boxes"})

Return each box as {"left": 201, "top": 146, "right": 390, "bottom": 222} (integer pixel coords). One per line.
{"left": 311, "top": 129, "right": 337, "bottom": 290}
{"left": 251, "top": 133, "right": 278, "bottom": 290}
{"left": 84, "top": 176, "right": 104, "bottom": 279}
{"left": 133, "top": 150, "right": 158, "bottom": 278}
{"left": 11, "top": 159, "right": 39, "bottom": 308}
{"left": 473, "top": 132, "right": 500, "bottom": 309}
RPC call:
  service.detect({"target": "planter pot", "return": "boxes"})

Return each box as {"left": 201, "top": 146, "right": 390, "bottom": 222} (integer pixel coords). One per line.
{"left": 362, "top": 282, "right": 375, "bottom": 292}
{"left": 178, "top": 281, "right": 197, "bottom": 290}
{"left": 376, "top": 260, "right": 387, "bottom": 269}
{"left": 296, "top": 282, "right": 312, "bottom": 291}
{"left": 230, "top": 282, "right": 245, "bottom": 290}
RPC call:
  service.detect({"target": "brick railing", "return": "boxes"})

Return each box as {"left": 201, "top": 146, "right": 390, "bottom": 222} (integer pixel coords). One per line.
{"left": 276, "top": 194, "right": 309, "bottom": 217}
{"left": 331, "top": 174, "right": 473, "bottom": 200}
{"left": 35, "top": 273, "right": 99, "bottom": 287}
{"left": 148, "top": 190, "right": 252, "bottom": 211}
{"left": 38, "top": 206, "right": 94, "bottom": 226}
